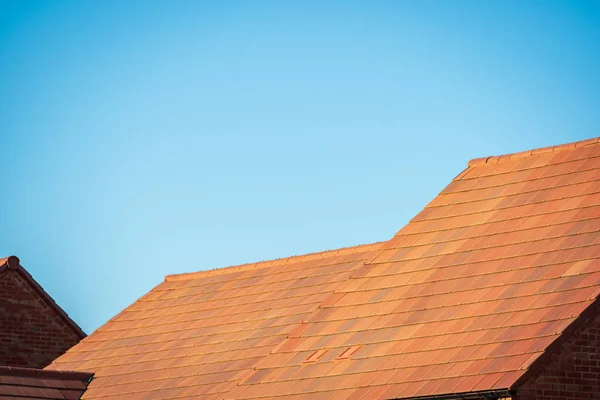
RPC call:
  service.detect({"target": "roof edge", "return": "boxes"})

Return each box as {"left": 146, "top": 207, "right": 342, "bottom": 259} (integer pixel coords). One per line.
{"left": 0, "top": 365, "right": 93, "bottom": 381}
{"left": 0, "top": 256, "right": 87, "bottom": 339}
{"left": 393, "top": 389, "right": 513, "bottom": 400}
{"left": 0, "top": 255, "right": 21, "bottom": 269}
{"left": 165, "top": 241, "right": 384, "bottom": 281}
{"left": 511, "top": 294, "right": 600, "bottom": 390}
{"left": 468, "top": 136, "right": 599, "bottom": 167}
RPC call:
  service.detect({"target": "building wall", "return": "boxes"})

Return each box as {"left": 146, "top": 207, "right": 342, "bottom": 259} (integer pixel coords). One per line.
{"left": 514, "top": 312, "right": 600, "bottom": 400}
{"left": 0, "top": 269, "right": 82, "bottom": 368}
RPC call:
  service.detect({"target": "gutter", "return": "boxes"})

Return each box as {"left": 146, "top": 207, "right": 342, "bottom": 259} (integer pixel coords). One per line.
{"left": 394, "top": 389, "right": 514, "bottom": 400}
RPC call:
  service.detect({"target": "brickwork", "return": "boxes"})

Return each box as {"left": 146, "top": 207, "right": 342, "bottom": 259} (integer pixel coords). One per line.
{"left": 0, "top": 268, "right": 82, "bottom": 368}
{"left": 514, "top": 312, "right": 600, "bottom": 400}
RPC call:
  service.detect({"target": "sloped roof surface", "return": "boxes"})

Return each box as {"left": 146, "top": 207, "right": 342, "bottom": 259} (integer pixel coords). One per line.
{"left": 0, "top": 366, "right": 92, "bottom": 399}
{"left": 49, "top": 137, "right": 600, "bottom": 400}
{"left": 48, "top": 244, "right": 384, "bottom": 399}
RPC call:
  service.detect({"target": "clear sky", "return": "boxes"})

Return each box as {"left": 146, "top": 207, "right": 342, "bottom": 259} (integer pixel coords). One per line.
{"left": 1, "top": 1, "right": 599, "bottom": 333}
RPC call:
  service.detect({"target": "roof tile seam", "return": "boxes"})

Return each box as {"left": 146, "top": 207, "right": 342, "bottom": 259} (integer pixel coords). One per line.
{"left": 395, "top": 203, "right": 599, "bottom": 238}
{"left": 63, "top": 354, "right": 532, "bottom": 391}
{"left": 84, "top": 299, "right": 588, "bottom": 342}
{"left": 74, "top": 382, "right": 233, "bottom": 396}
{"left": 89, "top": 307, "right": 318, "bottom": 335}
{"left": 408, "top": 187, "right": 600, "bottom": 225}
{"left": 257, "top": 319, "right": 574, "bottom": 349}
{"left": 390, "top": 219, "right": 599, "bottom": 252}
{"left": 331, "top": 262, "right": 600, "bottom": 297}
{"left": 59, "top": 333, "right": 287, "bottom": 360}
{"left": 102, "top": 299, "right": 322, "bottom": 325}
{"left": 149, "top": 277, "right": 350, "bottom": 301}
{"left": 50, "top": 338, "right": 285, "bottom": 365}
{"left": 79, "top": 321, "right": 308, "bottom": 343}
{"left": 263, "top": 295, "right": 594, "bottom": 328}
{"left": 46, "top": 333, "right": 555, "bottom": 368}
{"left": 66, "top": 325, "right": 291, "bottom": 348}
{"left": 452, "top": 155, "right": 600, "bottom": 187}
{"left": 398, "top": 193, "right": 600, "bottom": 236}
{"left": 123, "top": 282, "right": 343, "bottom": 311}
{"left": 387, "top": 217, "right": 600, "bottom": 250}
{"left": 372, "top": 235, "right": 598, "bottom": 267}
{"left": 57, "top": 306, "right": 585, "bottom": 364}
{"left": 467, "top": 137, "right": 599, "bottom": 167}
{"left": 71, "top": 370, "right": 251, "bottom": 390}
{"left": 428, "top": 174, "right": 600, "bottom": 208}
{"left": 109, "top": 297, "right": 326, "bottom": 322}
{"left": 73, "top": 304, "right": 582, "bottom": 346}
{"left": 61, "top": 361, "right": 528, "bottom": 390}
{"left": 52, "top": 329, "right": 562, "bottom": 368}
{"left": 257, "top": 304, "right": 569, "bottom": 339}
{"left": 85, "top": 365, "right": 266, "bottom": 385}
{"left": 237, "top": 365, "right": 526, "bottom": 385}
{"left": 51, "top": 345, "right": 280, "bottom": 368}
{"left": 397, "top": 200, "right": 600, "bottom": 237}
{"left": 328, "top": 275, "right": 598, "bottom": 302}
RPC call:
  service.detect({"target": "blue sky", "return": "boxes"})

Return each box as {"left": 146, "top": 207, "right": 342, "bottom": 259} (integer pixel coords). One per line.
{"left": 1, "top": 1, "right": 599, "bottom": 333}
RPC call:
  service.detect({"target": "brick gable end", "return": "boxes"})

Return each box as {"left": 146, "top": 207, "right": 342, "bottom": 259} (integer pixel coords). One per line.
{"left": 0, "top": 269, "right": 81, "bottom": 368}
{"left": 515, "top": 311, "right": 600, "bottom": 400}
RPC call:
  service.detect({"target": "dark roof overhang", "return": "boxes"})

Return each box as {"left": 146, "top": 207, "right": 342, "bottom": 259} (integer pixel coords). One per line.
{"left": 394, "top": 389, "right": 513, "bottom": 400}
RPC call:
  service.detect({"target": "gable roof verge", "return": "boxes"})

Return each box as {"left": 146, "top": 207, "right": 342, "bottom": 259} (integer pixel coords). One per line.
{"left": 0, "top": 256, "right": 86, "bottom": 339}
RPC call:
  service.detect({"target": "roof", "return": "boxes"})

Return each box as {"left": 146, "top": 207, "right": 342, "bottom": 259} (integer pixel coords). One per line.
{"left": 0, "top": 366, "right": 93, "bottom": 399}
{"left": 0, "top": 256, "right": 87, "bottom": 340}
{"left": 48, "top": 136, "right": 600, "bottom": 400}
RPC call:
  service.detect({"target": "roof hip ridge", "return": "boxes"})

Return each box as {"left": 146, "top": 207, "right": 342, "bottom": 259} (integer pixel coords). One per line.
{"left": 468, "top": 136, "right": 599, "bottom": 167}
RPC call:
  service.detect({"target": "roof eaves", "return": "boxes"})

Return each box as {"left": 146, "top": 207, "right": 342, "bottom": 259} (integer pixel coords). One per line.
{"left": 0, "top": 256, "right": 87, "bottom": 339}
{"left": 393, "top": 389, "right": 513, "bottom": 400}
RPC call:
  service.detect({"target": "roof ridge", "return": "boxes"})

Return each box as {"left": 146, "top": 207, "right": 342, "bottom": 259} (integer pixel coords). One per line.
{"left": 165, "top": 241, "right": 384, "bottom": 281}
{"left": 468, "top": 136, "right": 599, "bottom": 167}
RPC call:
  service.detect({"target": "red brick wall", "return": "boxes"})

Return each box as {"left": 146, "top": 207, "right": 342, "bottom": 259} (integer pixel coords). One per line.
{"left": 514, "top": 312, "right": 600, "bottom": 400}
{"left": 0, "top": 269, "right": 82, "bottom": 368}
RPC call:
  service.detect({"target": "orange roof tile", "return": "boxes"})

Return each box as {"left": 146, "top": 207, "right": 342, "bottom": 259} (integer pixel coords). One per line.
{"left": 48, "top": 137, "right": 600, "bottom": 400}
